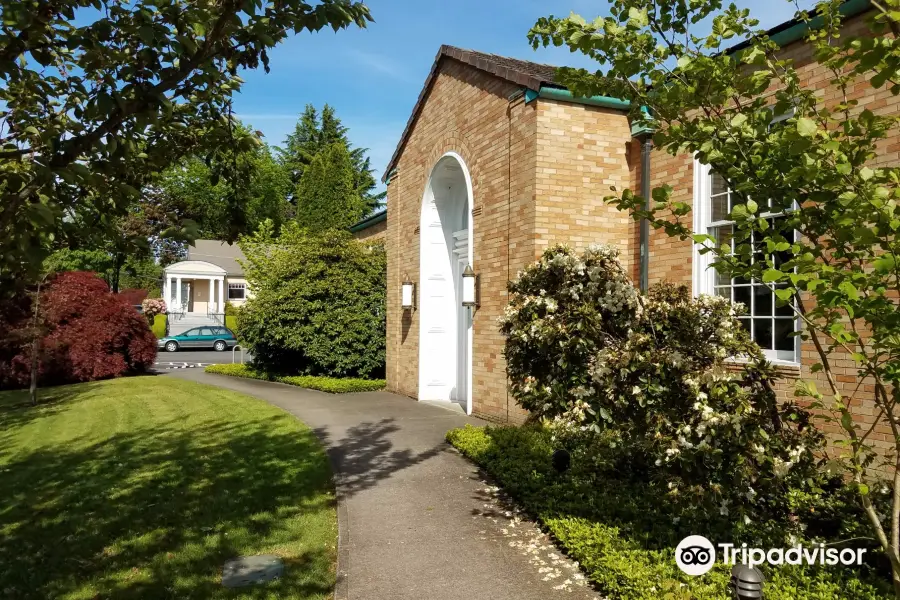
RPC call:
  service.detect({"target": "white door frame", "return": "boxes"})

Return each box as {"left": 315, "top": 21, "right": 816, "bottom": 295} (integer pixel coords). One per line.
{"left": 418, "top": 151, "right": 474, "bottom": 415}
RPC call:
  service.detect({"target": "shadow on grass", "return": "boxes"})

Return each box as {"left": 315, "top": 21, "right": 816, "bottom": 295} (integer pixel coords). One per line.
{"left": 0, "top": 411, "right": 335, "bottom": 599}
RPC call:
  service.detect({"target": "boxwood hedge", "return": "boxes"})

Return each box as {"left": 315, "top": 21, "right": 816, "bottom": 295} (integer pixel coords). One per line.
{"left": 205, "top": 363, "right": 385, "bottom": 394}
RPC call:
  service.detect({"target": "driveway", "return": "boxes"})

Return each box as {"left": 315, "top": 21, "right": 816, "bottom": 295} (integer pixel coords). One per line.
{"left": 166, "top": 369, "right": 596, "bottom": 600}
{"left": 153, "top": 349, "right": 251, "bottom": 370}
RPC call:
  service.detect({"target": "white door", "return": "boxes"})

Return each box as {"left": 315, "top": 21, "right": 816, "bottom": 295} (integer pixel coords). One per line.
{"left": 419, "top": 202, "right": 458, "bottom": 401}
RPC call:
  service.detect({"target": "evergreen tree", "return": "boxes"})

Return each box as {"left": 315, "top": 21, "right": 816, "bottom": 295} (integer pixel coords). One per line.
{"left": 280, "top": 104, "right": 384, "bottom": 214}
{"left": 295, "top": 143, "right": 367, "bottom": 231}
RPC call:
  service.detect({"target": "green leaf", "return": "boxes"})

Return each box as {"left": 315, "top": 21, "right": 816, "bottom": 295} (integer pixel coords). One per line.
{"left": 874, "top": 254, "right": 896, "bottom": 273}
{"left": 838, "top": 281, "right": 859, "bottom": 300}
{"left": 746, "top": 199, "right": 758, "bottom": 214}
{"left": 796, "top": 117, "right": 817, "bottom": 137}
{"left": 860, "top": 166, "right": 874, "bottom": 181}
{"left": 774, "top": 288, "right": 793, "bottom": 301}
{"left": 762, "top": 269, "right": 784, "bottom": 283}
{"left": 730, "top": 113, "right": 748, "bottom": 128}
{"left": 841, "top": 411, "right": 853, "bottom": 432}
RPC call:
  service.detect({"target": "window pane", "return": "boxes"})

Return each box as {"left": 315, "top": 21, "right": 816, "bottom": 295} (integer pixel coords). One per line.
{"left": 733, "top": 286, "right": 751, "bottom": 312}
{"left": 714, "top": 286, "right": 731, "bottom": 299}
{"left": 711, "top": 171, "right": 729, "bottom": 196}
{"left": 774, "top": 285, "right": 794, "bottom": 316}
{"left": 739, "top": 318, "right": 751, "bottom": 334}
{"left": 774, "top": 319, "right": 795, "bottom": 352}
{"left": 711, "top": 225, "right": 733, "bottom": 250}
{"left": 711, "top": 194, "right": 729, "bottom": 222}
{"left": 715, "top": 268, "right": 731, "bottom": 286}
{"left": 753, "top": 285, "right": 773, "bottom": 316}
{"left": 754, "top": 319, "right": 773, "bottom": 350}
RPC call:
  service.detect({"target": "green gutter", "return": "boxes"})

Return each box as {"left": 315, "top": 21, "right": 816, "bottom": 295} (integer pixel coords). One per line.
{"left": 726, "top": 0, "right": 870, "bottom": 54}
{"left": 349, "top": 209, "right": 387, "bottom": 233}
{"left": 774, "top": 0, "right": 869, "bottom": 45}
{"left": 527, "top": 86, "right": 654, "bottom": 135}
{"left": 528, "top": 86, "right": 632, "bottom": 111}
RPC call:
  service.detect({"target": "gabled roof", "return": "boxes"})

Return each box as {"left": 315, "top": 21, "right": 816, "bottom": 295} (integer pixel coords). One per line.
{"left": 349, "top": 208, "right": 387, "bottom": 232}
{"left": 186, "top": 240, "right": 246, "bottom": 277}
{"left": 381, "top": 45, "right": 565, "bottom": 182}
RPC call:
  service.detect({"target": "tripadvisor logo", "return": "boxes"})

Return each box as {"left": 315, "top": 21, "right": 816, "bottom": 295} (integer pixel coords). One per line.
{"left": 675, "top": 535, "right": 868, "bottom": 575}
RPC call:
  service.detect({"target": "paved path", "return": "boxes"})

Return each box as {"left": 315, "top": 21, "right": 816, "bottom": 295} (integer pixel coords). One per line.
{"left": 168, "top": 370, "right": 596, "bottom": 600}
{"left": 154, "top": 349, "right": 251, "bottom": 369}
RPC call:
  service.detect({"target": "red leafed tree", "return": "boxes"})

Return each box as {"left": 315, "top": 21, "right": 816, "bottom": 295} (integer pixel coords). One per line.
{"left": 0, "top": 272, "right": 157, "bottom": 389}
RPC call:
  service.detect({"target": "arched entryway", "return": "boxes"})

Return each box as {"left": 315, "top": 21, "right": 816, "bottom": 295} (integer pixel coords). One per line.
{"left": 419, "top": 152, "right": 474, "bottom": 414}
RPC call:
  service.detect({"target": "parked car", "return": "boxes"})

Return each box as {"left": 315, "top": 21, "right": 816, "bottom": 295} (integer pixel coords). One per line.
{"left": 157, "top": 327, "right": 237, "bottom": 352}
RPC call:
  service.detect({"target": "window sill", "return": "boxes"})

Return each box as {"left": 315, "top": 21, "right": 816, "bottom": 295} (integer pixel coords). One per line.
{"left": 725, "top": 358, "right": 802, "bottom": 379}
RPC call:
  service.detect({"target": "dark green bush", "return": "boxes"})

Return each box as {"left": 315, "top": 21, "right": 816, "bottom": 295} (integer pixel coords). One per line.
{"left": 205, "top": 363, "right": 385, "bottom": 393}
{"left": 237, "top": 222, "right": 385, "bottom": 378}
{"left": 447, "top": 424, "right": 891, "bottom": 600}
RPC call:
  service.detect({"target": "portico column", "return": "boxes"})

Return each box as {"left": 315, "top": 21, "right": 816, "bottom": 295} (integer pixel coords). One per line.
{"left": 209, "top": 278, "right": 216, "bottom": 313}
{"left": 217, "top": 277, "right": 224, "bottom": 313}
{"left": 176, "top": 276, "right": 182, "bottom": 311}
{"left": 163, "top": 276, "right": 169, "bottom": 306}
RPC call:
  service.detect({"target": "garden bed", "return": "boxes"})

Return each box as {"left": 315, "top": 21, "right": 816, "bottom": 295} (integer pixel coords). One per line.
{"left": 205, "top": 363, "right": 385, "bottom": 393}
{"left": 446, "top": 424, "right": 892, "bottom": 600}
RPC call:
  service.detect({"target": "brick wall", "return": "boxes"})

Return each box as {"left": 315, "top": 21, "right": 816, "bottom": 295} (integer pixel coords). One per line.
{"left": 534, "top": 99, "right": 637, "bottom": 274}
{"left": 385, "top": 57, "right": 538, "bottom": 422}
{"left": 352, "top": 219, "right": 386, "bottom": 243}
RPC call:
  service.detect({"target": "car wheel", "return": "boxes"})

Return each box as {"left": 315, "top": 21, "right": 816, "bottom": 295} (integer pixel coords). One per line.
{"left": 165, "top": 341, "right": 179, "bottom": 352}
{"left": 214, "top": 340, "right": 227, "bottom": 352}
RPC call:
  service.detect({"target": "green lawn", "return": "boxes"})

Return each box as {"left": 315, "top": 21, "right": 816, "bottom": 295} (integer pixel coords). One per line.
{"left": 0, "top": 377, "right": 337, "bottom": 600}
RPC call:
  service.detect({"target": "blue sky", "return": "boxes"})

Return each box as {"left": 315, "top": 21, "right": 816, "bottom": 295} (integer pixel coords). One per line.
{"left": 234, "top": 0, "right": 805, "bottom": 188}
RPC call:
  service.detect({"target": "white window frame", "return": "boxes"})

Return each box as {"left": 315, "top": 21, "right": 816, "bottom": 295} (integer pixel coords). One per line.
{"left": 227, "top": 282, "right": 246, "bottom": 300}
{"left": 692, "top": 160, "right": 800, "bottom": 365}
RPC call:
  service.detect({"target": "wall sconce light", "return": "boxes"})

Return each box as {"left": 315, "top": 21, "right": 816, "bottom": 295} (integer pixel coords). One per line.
{"left": 462, "top": 264, "right": 479, "bottom": 308}
{"left": 401, "top": 276, "right": 415, "bottom": 310}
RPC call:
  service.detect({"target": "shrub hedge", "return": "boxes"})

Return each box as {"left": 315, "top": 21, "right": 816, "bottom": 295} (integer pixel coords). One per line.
{"left": 152, "top": 315, "right": 167, "bottom": 338}
{"left": 205, "top": 363, "right": 385, "bottom": 393}
{"left": 0, "top": 272, "right": 157, "bottom": 389}
{"left": 446, "top": 424, "right": 891, "bottom": 600}
{"left": 237, "top": 224, "right": 385, "bottom": 378}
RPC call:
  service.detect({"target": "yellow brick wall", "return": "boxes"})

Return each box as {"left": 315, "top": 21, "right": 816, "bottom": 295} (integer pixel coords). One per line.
{"left": 385, "top": 58, "right": 538, "bottom": 422}
{"left": 352, "top": 219, "right": 386, "bottom": 243}
{"left": 638, "top": 12, "right": 896, "bottom": 455}
{"left": 535, "top": 99, "right": 637, "bottom": 274}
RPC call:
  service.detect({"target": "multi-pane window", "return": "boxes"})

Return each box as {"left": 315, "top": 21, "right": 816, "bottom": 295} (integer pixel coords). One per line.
{"left": 228, "top": 283, "right": 246, "bottom": 300}
{"left": 696, "top": 167, "right": 798, "bottom": 363}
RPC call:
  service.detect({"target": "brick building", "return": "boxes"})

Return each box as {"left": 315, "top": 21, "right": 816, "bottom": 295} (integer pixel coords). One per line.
{"left": 382, "top": 2, "right": 893, "bottom": 433}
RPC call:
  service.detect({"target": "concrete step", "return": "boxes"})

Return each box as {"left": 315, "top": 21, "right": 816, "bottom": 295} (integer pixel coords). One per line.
{"left": 167, "top": 314, "right": 223, "bottom": 336}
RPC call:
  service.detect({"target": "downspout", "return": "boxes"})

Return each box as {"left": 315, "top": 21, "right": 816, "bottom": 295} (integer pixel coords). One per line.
{"left": 639, "top": 135, "right": 652, "bottom": 293}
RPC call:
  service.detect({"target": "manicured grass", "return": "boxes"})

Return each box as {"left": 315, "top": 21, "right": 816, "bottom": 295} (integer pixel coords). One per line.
{"left": 152, "top": 314, "right": 167, "bottom": 338}
{"left": 206, "top": 363, "right": 385, "bottom": 393}
{"left": 0, "top": 377, "right": 337, "bottom": 599}
{"left": 447, "top": 424, "right": 891, "bottom": 600}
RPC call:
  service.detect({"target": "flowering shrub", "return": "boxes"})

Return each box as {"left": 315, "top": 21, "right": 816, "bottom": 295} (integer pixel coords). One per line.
{"left": 0, "top": 272, "right": 157, "bottom": 389}
{"left": 141, "top": 297, "right": 167, "bottom": 321}
{"left": 501, "top": 245, "right": 826, "bottom": 536}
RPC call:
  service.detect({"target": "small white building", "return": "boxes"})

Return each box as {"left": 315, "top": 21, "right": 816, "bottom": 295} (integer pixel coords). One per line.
{"left": 162, "top": 241, "right": 251, "bottom": 326}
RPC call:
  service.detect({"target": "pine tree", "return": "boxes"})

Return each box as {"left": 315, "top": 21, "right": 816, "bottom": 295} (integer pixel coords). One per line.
{"left": 294, "top": 143, "right": 367, "bottom": 231}
{"left": 280, "top": 104, "right": 384, "bottom": 213}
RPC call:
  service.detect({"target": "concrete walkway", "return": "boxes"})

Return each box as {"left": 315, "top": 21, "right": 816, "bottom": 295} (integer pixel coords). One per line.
{"left": 168, "top": 370, "right": 596, "bottom": 600}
